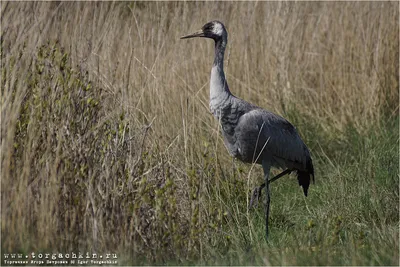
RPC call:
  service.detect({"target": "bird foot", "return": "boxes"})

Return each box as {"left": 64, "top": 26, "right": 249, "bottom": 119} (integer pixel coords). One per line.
{"left": 249, "top": 186, "right": 263, "bottom": 209}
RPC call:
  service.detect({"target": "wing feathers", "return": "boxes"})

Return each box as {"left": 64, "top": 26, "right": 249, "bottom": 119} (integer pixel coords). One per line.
{"left": 234, "top": 109, "right": 314, "bottom": 186}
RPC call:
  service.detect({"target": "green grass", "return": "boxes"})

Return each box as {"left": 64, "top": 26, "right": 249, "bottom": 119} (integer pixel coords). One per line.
{"left": 1, "top": 1, "right": 399, "bottom": 266}
{"left": 201, "top": 115, "right": 399, "bottom": 265}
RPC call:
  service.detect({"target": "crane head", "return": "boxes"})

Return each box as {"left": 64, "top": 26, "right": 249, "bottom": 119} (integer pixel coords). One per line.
{"left": 180, "top": 21, "right": 227, "bottom": 41}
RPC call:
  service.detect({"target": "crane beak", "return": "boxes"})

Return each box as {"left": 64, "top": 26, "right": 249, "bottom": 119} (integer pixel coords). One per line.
{"left": 180, "top": 30, "right": 205, "bottom": 39}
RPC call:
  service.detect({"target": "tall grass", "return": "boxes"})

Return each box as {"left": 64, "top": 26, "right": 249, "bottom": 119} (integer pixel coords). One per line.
{"left": 1, "top": 1, "right": 399, "bottom": 265}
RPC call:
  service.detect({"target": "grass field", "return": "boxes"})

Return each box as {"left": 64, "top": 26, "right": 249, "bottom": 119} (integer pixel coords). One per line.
{"left": 1, "top": 1, "right": 399, "bottom": 265}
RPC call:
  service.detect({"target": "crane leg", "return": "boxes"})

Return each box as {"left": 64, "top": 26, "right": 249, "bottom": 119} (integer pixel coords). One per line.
{"left": 264, "top": 171, "right": 270, "bottom": 240}
{"left": 249, "top": 169, "right": 292, "bottom": 209}
{"left": 261, "top": 160, "right": 271, "bottom": 240}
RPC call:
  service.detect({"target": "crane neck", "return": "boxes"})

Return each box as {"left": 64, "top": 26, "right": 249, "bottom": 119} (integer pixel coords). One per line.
{"left": 210, "top": 37, "right": 231, "bottom": 106}
{"left": 213, "top": 38, "right": 227, "bottom": 68}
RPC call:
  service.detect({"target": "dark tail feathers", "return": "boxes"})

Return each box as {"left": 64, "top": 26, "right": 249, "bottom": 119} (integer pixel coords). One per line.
{"left": 297, "top": 158, "right": 314, "bottom": 196}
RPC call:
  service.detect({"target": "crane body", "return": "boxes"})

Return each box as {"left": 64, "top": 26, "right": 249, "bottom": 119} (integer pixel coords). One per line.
{"left": 181, "top": 21, "right": 314, "bottom": 240}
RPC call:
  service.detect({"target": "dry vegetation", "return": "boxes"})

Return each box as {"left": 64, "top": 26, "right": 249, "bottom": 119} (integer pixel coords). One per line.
{"left": 1, "top": 1, "right": 399, "bottom": 265}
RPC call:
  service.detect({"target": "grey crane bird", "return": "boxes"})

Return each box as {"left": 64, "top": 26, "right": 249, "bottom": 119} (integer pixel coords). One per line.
{"left": 181, "top": 21, "right": 314, "bottom": 240}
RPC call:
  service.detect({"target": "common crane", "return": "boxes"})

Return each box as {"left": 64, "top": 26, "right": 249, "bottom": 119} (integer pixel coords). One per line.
{"left": 181, "top": 21, "right": 314, "bottom": 240}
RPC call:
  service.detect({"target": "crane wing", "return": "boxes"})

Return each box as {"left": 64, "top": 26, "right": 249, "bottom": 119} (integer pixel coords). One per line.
{"left": 234, "top": 108, "right": 311, "bottom": 171}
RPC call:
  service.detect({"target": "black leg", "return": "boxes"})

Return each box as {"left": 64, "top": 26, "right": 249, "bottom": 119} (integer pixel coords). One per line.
{"left": 249, "top": 169, "right": 292, "bottom": 209}
{"left": 265, "top": 171, "right": 270, "bottom": 240}
{"left": 261, "top": 161, "right": 271, "bottom": 240}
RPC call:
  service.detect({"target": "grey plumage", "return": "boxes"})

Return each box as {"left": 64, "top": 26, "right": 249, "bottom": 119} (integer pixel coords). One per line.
{"left": 181, "top": 21, "right": 314, "bottom": 239}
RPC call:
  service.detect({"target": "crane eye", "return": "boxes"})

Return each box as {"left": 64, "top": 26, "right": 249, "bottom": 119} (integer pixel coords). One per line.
{"left": 203, "top": 23, "right": 214, "bottom": 32}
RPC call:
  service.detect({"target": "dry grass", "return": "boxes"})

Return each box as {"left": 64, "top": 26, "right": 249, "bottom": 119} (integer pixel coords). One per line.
{"left": 1, "top": 1, "right": 399, "bottom": 265}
